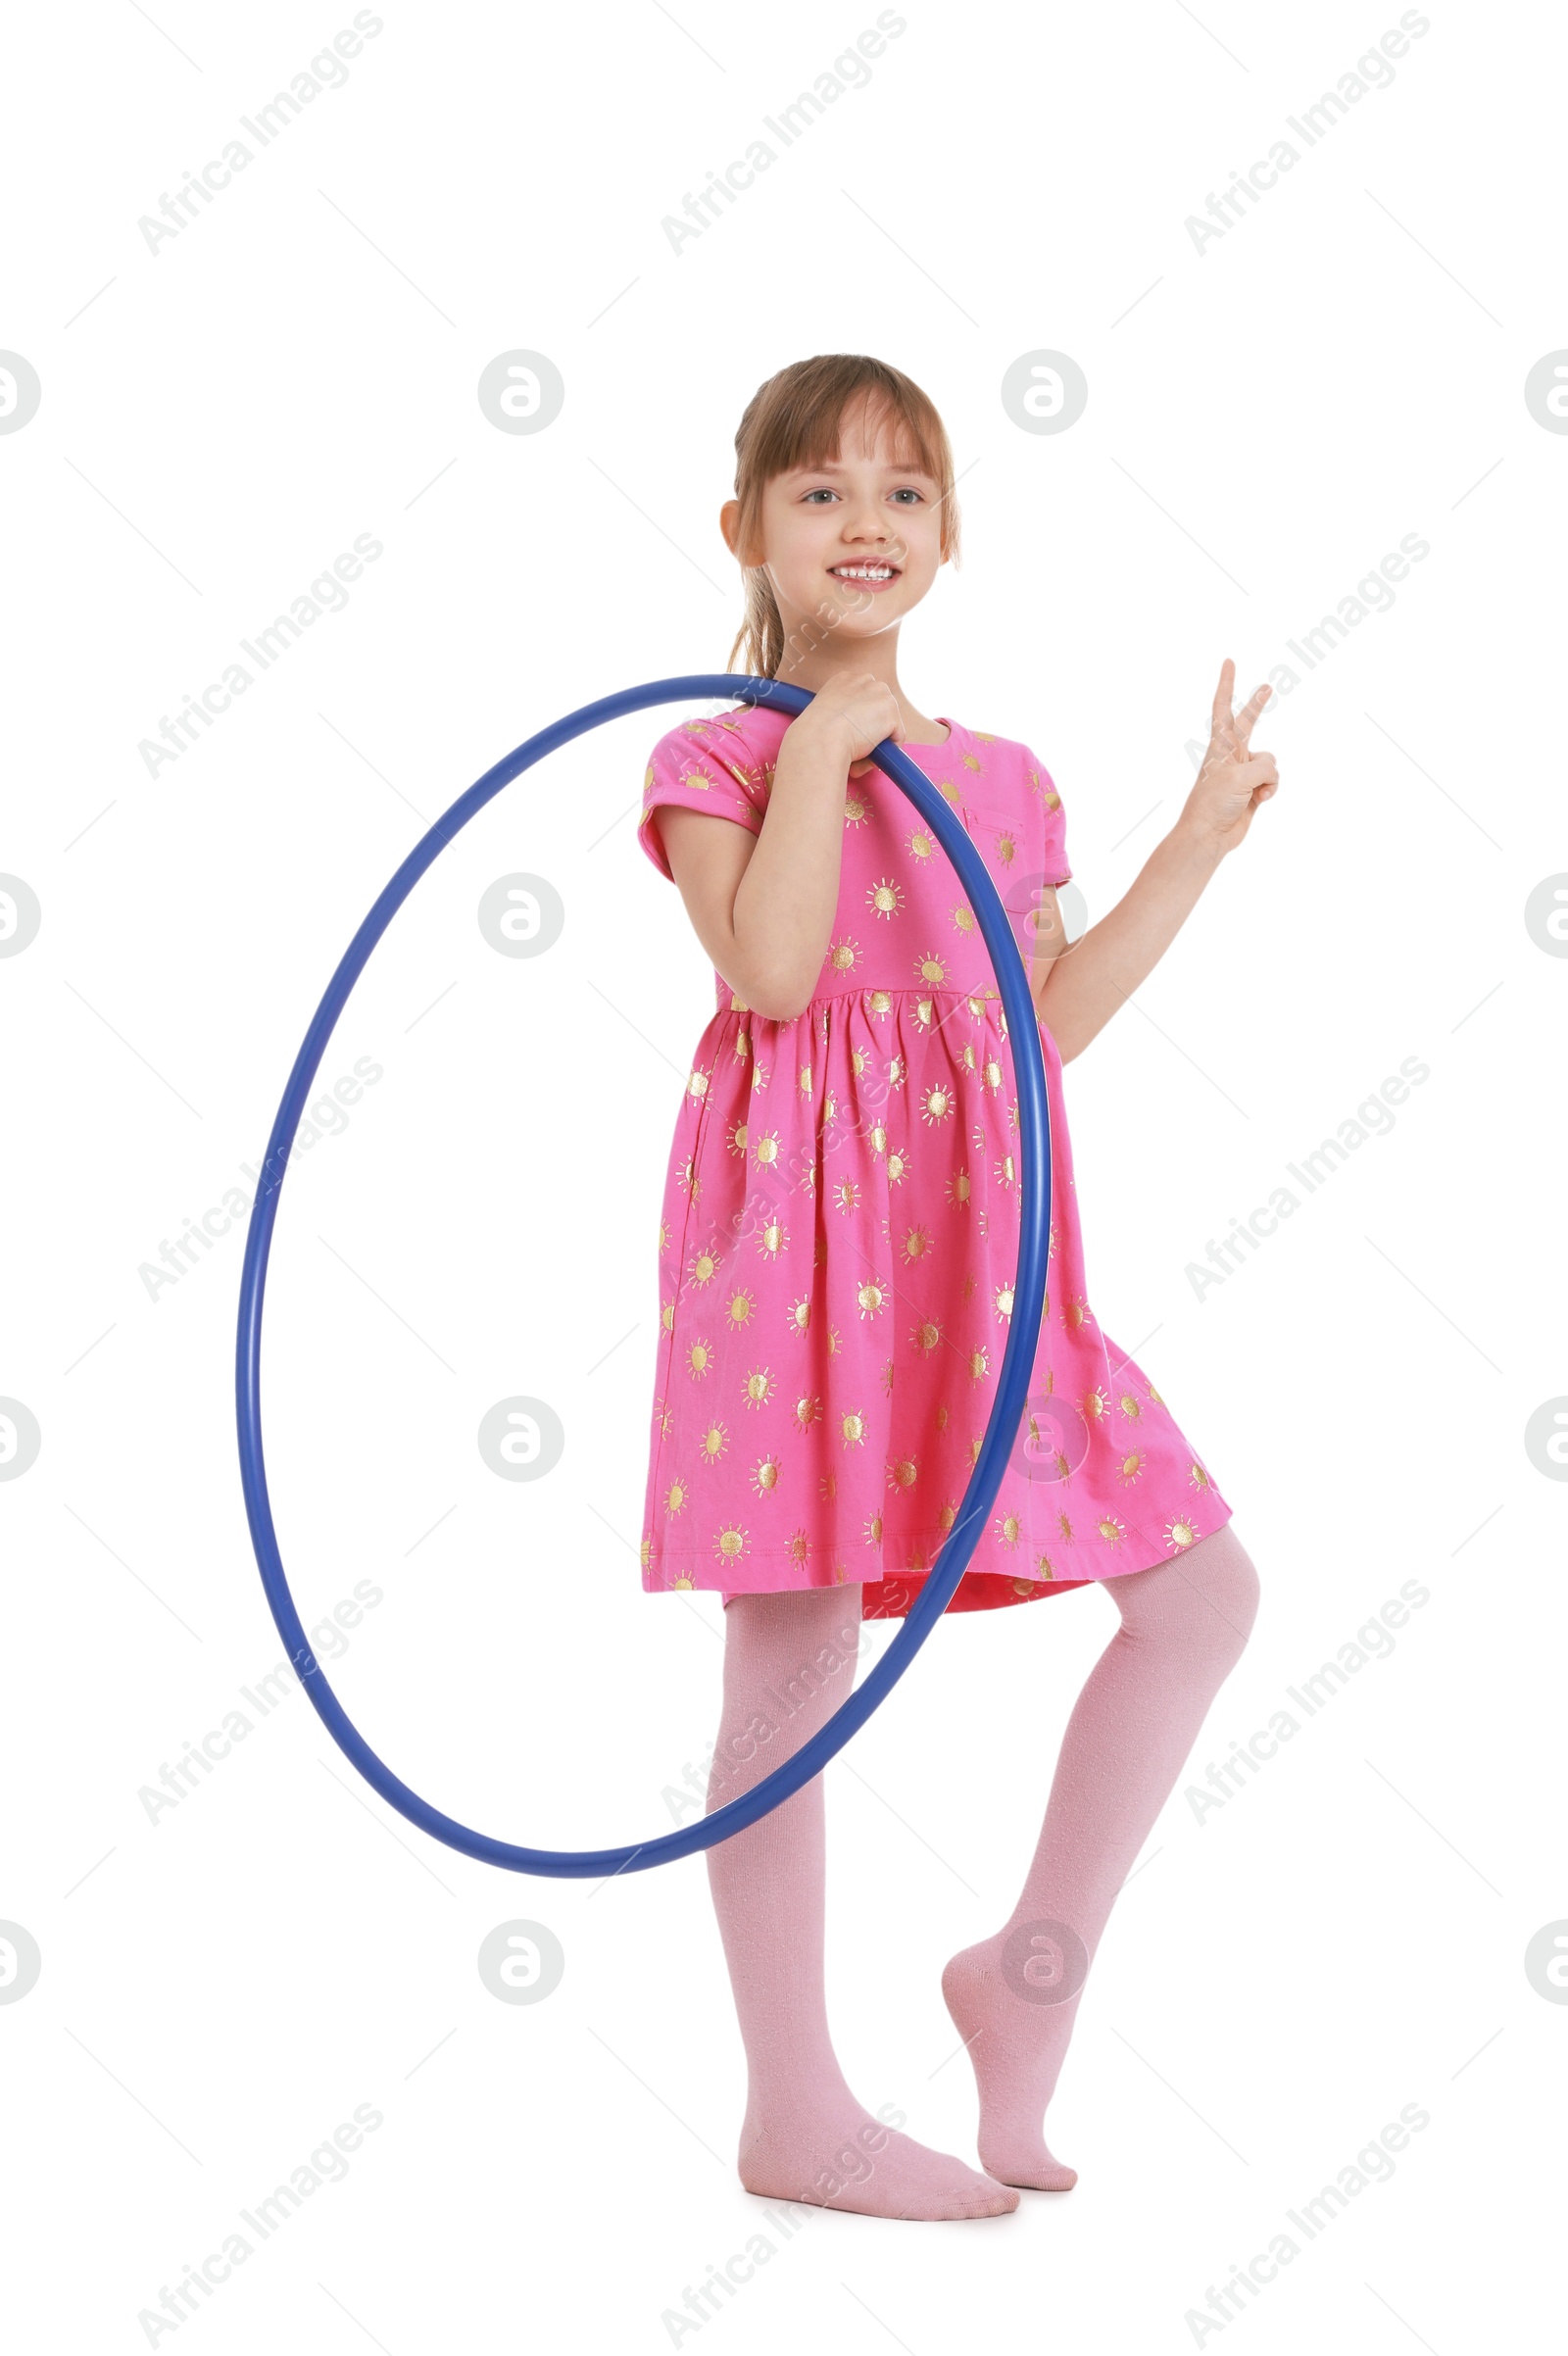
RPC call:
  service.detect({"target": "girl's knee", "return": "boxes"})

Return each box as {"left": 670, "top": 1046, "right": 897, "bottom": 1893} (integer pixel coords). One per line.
{"left": 1113, "top": 1524, "right": 1259, "bottom": 1668}
{"left": 1193, "top": 1525, "right": 1260, "bottom": 1662}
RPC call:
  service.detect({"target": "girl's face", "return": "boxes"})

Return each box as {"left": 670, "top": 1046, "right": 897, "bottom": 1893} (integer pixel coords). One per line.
{"left": 725, "top": 398, "right": 947, "bottom": 645}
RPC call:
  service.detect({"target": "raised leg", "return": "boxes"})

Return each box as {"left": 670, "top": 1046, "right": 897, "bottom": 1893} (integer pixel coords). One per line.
{"left": 942, "top": 1524, "right": 1261, "bottom": 2189}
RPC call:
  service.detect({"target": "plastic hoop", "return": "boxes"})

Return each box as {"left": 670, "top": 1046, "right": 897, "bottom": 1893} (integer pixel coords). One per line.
{"left": 235, "top": 675, "right": 1052, "bottom": 1877}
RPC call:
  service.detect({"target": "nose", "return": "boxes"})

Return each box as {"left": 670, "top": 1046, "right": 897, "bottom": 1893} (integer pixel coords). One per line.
{"left": 839, "top": 492, "right": 889, "bottom": 544}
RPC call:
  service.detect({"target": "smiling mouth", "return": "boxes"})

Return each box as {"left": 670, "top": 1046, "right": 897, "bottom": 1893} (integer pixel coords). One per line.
{"left": 828, "top": 563, "right": 901, "bottom": 584}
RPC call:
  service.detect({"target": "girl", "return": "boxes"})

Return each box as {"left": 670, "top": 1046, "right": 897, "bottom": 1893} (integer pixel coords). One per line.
{"left": 635, "top": 355, "right": 1275, "bottom": 2221}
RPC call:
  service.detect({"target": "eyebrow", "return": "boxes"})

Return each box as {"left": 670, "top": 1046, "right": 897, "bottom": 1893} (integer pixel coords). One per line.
{"left": 785, "top": 458, "right": 936, "bottom": 478}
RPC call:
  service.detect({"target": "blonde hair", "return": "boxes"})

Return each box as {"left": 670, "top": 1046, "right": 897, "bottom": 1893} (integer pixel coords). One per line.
{"left": 724, "top": 354, "right": 960, "bottom": 680}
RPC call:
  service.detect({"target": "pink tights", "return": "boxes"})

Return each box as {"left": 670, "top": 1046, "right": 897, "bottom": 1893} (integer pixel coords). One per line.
{"left": 704, "top": 1525, "right": 1259, "bottom": 2216}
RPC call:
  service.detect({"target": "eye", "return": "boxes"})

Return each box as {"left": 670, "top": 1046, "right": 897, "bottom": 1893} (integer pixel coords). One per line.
{"left": 802, "top": 487, "right": 839, "bottom": 504}
{"left": 890, "top": 487, "right": 925, "bottom": 505}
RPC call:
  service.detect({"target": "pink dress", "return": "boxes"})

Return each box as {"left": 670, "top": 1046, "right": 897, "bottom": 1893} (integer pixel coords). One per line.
{"left": 634, "top": 700, "right": 1233, "bottom": 1620}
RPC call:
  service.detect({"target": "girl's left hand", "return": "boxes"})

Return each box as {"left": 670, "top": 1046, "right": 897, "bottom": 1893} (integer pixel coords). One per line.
{"left": 1180, "top": 660, "right": 1279, "bottom": 858}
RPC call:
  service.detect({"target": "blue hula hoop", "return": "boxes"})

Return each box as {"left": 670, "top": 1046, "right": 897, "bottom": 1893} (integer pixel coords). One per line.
{"left": 235, "top": 674, "right": 1052, "bottom": 1878}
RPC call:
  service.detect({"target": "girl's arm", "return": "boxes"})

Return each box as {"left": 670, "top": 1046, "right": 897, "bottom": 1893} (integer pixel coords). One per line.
{"left": 1032, "top": 661, "right": 1278, "bottom": 1063}
{"left": 652, "top": 673, "right": 905, "bottom": 1022}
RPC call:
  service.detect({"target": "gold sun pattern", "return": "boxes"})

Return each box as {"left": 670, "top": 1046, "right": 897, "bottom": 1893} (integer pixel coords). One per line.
{"left": 633, "top": 706, "right": 1233, "bottom": 1617}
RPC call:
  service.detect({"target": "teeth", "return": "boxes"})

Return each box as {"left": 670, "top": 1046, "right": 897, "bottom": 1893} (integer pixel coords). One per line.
{"left": 833, "top": 565, "right": 895, "bottom": 580}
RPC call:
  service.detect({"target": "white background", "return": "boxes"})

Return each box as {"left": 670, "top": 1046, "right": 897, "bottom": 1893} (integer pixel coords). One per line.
{"left": 3, "top": 0, "right": 1563, "bottom": 2347}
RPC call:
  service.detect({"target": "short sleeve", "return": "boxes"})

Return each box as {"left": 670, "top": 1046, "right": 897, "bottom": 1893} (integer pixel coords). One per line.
{"left": 1023, "top": 745, "right": 1071, "bottom": 887}
{"left": 637, "top": 716, "right": 768, "bottom": 882}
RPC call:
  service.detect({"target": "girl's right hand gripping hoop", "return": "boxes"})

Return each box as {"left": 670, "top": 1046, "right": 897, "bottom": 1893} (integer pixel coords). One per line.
{"left": 234, "top": 675, "right": 1053, "bottom": 1879}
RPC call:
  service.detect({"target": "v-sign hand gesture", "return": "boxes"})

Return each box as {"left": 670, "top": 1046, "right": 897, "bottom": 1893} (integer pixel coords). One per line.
{"left": 1182, "top": 660, "right": 1280, "bottom": 858}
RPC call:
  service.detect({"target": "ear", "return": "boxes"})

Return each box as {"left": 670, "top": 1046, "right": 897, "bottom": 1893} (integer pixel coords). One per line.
{"left": 720, "top": 497, "right": 763, "bottom": 568}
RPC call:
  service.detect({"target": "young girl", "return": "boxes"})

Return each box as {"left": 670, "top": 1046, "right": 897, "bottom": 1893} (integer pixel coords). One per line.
{"left": 635, "top": 355, "right": 1275, "bottom": 2222}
